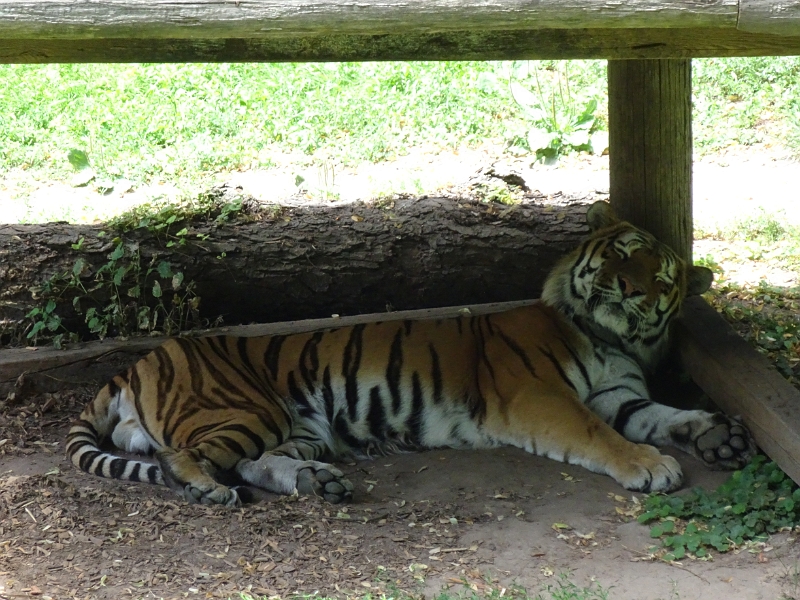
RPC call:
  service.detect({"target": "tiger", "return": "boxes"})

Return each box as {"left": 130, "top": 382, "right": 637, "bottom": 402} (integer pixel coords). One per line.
{"left": 66, "top": 201, "right": 755, "bottom": 507}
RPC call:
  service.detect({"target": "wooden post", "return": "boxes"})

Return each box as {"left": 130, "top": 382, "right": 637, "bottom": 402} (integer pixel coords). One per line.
{"left": 607, "top": 59, "right": 693, "bottom": 261}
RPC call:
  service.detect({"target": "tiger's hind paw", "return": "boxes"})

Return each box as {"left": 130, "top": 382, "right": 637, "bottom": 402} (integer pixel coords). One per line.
{"left": 297, "top": 465, "right": 354, "bottom": 504}
{"left": 184, "top": 482, "right": 241, "bottom": 507}
{"left": 236, "top": 454, "right": 353, "bottom": 502}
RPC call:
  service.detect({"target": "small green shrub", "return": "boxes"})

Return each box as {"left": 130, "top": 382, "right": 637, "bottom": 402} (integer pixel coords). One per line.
{"left": 25, "top": 242, "right": 202, "bottom": 347}
{"left": 507, "top": 61, "right": 606, "bottom": 162}
{"left": 640, "top": 456, "right": 800, "bottom": 560}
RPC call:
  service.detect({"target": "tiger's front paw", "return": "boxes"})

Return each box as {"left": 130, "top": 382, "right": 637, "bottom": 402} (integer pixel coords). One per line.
{"left": 615, "top": 444, "right": 683, "bottom": 493}
{"left": 693, "top": 414, "right": 755, "bottom": 470}
{"left": 297, "top": 464, "right": 354, "bottom": 504}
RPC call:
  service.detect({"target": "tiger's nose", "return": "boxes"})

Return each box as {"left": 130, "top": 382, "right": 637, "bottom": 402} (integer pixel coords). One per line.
{"left": 618, "top": 276, "right": 645, "bottom": 298}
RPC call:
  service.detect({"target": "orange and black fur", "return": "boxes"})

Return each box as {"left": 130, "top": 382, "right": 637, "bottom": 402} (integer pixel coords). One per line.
{"left": 67, "top": 202, "right": 755, "bottom": 506}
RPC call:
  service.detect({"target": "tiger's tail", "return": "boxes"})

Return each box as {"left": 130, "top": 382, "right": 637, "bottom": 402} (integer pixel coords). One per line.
{"left": 65, "top": 379, "right": 164, "bottom": 486}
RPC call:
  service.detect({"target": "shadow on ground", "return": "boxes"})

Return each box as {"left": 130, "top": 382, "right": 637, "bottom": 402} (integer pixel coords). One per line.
{"left": 0, "top": 388, "right": 796, "bottom": 600}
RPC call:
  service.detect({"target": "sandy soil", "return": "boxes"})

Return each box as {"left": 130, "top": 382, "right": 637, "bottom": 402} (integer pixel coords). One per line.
{"left": 3, "top": 143, "right": 800, "bottom": 233}
{"left": 1, "top": 387, "right": 798, "bottom": 600}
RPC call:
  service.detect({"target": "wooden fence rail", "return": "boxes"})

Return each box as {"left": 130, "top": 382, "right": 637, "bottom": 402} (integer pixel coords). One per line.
{"left": 1, "top": 1, "right": 799, "bottom": 63}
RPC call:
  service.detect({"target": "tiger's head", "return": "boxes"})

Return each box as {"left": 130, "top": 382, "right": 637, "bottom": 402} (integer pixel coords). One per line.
{"left": 542, "top": 201, "right": 713, "bottom": 368}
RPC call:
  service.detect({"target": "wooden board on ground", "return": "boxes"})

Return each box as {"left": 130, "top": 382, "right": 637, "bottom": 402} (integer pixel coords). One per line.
{"left": 0, "top": 299, "right": 535, "bottom": 387}
{"left": 678, "top": 296, "right": 800, "bottom": 485}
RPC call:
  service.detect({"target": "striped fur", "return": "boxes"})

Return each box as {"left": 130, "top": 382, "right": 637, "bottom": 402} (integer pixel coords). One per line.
{"left": 66, "top": 201, "right": 755, "bottom": 506}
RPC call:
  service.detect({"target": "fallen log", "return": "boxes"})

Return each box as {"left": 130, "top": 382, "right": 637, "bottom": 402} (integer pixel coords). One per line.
{"left": 0, "top": 190, "right": 593, "bottom": 344}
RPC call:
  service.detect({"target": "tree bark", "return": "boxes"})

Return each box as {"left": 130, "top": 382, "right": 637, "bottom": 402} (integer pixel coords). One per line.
{"left": 0, "top": 192, "right": 593, "bottom": 344}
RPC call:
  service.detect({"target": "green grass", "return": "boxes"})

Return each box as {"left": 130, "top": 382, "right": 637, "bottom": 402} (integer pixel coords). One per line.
{"left": 3, "top": 57, "right": 799, "bottom": 212}
{"left": 0, "top": 61, "right": 611, "bottom": 177}
{"left": 693, "top": 57, "right": 800, "bottom": 152}
{"left": 0, "top": 62, "right": 527, "bottom": 187}
{"left": 696, "top": 208, "right": 800, "bottom": 273}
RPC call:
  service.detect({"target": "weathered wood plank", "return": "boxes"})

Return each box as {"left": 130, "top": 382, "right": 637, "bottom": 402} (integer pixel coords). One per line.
{"left": 608, "top": 59, "right": 693, "bottom": 260}
{"left": 0, "top": 300, "right": 535, "bottom": 385}
{"left": 678, "top": 297, "right": 800, "bottom": 485}
{"left": 739, "top": 0, "right": 800, "bottom": 36}
{"left": 3, "top": 28, "right": 800, "bottom": 64}
{"left": 0, "top": 1, "right": 738, "bottom": 39}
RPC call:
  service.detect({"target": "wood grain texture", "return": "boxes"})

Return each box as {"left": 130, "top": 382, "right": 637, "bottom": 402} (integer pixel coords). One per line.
{"left": 739, "top": 0, "right": 800, "bottom": 36}
{"left": 608, "top": 59, "right": 693, "bottom": 260}
{"left": 678, "top": 297, "right": 800, "bottom": 486}
{"left": 0, "top": 1, "right": 738, "bottom": 39}
{"left": 0, "top": 300, "right": 535, "bottom": 386}
{"left": 3, "top": 28, "right": 800, "bottom": 64}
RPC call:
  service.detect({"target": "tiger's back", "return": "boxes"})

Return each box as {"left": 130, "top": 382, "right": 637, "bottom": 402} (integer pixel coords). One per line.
{"left": 68, "top": 303, "right": 599, "bottom": 504}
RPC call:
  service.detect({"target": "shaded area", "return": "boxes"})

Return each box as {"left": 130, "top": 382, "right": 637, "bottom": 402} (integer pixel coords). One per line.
{"left": 0, "top": 388, "right": 794, "bottom": 599}
{"left": 0, "top": 191, "right": 594, "bottom": 345}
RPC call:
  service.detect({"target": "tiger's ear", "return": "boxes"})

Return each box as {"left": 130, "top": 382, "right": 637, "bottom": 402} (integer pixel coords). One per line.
{"left": 586, "top": 201, "right": 620, "bottom": 232}
{"left": 686, "top": 265, "right": 714, "bottom": 296}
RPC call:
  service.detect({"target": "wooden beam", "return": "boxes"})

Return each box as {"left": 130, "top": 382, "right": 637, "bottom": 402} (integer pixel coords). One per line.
{"left": 739, "top": 0, "right": 800, "bottom": 36}
{"left": 3, "top": 28, "right": 800, "bottom": 64}
{"left": 0, "top": 1, "right": 739, "bottom": 39}
{"left": 0, "top": 300, "right": 535, "bottom": 386}
{"left": 608, "top": 59, "right": 693, "bottom": 260}
{"left": 678, "top": 297, "right": 800, "bottom": 485}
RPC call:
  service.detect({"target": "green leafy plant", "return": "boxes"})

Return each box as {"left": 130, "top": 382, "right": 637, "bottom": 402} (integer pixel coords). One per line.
{"left": 25, "top": 241, "right": 203, "bottom": 346}
{"left": 640, "top": 456, "right": 800, "bottom": 560}
{"left": 473, "top": 180, "right": 521, "bottom": 206}
{"left": 108, "top": 191, "right": 246, "bottom": 235}
{"left": 508, "top": 61, "right": 605, "bottom": 163}
{"left": 66, "top": 148, "right": 96, "bottom": 187}
{"left": 25, "top": 298, "right": 74, "bottom": 349}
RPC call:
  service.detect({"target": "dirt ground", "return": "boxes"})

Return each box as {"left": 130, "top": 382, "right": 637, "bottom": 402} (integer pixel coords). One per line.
{"left": 1, "top": 386, "right": 798, "bottom": 600}
{"left": 2, "top": 146, "right": 800, "bottom": 600}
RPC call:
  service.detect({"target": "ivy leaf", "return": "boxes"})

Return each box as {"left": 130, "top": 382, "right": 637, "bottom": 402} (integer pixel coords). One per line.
{"left": 67, "top": 149, "right": 91, "bottom": 171}
{"left": 109, "top": 244, "right": 125, "bottom": 261}
{"left": 72, "top": 258, "right": 88, "bottom": 277}
{"left": 650, "top": 524, "right": 664, "bottom": 538}
{"left": 113, "top": 266, "right": 127, "bottom": 286}
{"left": 46, "top": 314, "right": 61, "bottom": 332}
{"left": 27, "top": 321, "right": 46, "bottom": 338}
{"left": 152, "top": 280, "right": 162, "bottom": 298}
{"left": 157, "top": 261, "right": 173, "bottom": 279}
